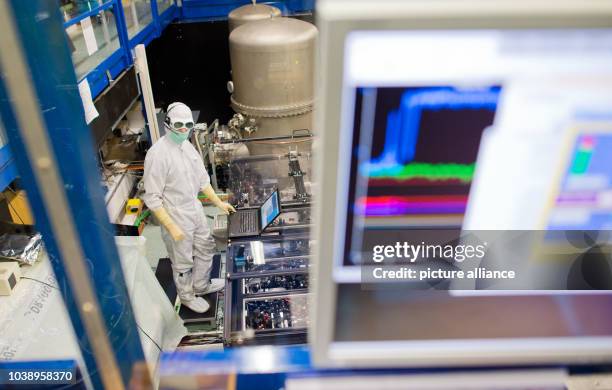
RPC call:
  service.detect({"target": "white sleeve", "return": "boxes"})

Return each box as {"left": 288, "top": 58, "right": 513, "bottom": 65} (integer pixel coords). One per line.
{"left": 142, "top": 149, "right": 166, "bottom": 210}
{"left": 194, "top": 148, "right": 211, "bottom": 189}
{"left": 199, "top": 159, "right": 211, "bottom": 190}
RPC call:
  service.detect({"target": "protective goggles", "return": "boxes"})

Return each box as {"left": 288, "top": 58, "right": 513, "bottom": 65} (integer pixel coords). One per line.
{"left": 171, "top": 121, "right": 194, "bottom": 130}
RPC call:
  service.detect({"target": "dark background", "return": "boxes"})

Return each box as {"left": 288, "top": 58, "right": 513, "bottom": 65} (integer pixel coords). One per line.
{"left": 370, "top": 87, "right": 496, "bottom": 164}
{"left": 146, "top": 14, "right": 315, "bottom": 125}
{"left": 363, "top": 86, "right": 497, "bottom": 197}
{"left": 146, "top": 20, "right": 235, "bottom": 124}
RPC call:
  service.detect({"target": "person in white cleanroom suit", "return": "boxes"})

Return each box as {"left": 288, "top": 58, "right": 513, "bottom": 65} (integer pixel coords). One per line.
{"left": 142, "top": 102, "right": 236, "bottom": 313}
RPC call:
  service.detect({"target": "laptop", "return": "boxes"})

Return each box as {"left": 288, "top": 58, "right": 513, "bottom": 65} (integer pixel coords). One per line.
{"left": 228, "top": 189, "right": 281, "bottom": 238}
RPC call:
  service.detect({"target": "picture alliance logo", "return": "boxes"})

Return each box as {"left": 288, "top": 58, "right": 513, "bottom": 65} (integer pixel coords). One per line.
{"left": 372, "top": 242, "right": 488, "bottom": 263}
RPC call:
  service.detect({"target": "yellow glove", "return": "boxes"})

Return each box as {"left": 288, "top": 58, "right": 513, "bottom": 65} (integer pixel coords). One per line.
{"left": 218, "top": 202, "right": 236, "bottom": 215}
{"left": 201, "top": 185, "right": 236, "bottom": 215}
{"left": 151, "top": 207, "right": 185, "bottom": 241}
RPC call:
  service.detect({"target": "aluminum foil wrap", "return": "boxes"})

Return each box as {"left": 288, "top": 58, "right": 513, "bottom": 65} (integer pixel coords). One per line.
{"left": 0, "top": 233, "right": 44, "bottom": 265}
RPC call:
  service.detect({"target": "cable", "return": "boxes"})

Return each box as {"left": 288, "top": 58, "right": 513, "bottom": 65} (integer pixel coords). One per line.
{"left": 7, "top": 202, "right": 25, "bottom": 224}
{"left": 20, "top": 276, "right": 58, "bottom": 290}
{"left": 133, "top": 209, "right": 150, "bottom": 226}
{"left": 136, "top": 322, "right": 162, "bottom": 352}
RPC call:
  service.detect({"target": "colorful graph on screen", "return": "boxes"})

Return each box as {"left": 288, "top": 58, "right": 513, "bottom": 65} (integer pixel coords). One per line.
{"left": 355, "top": 86, "right": 500, "bottom": 218}
{"left": 549, "top": 132, "right": 612, "bottom": 230}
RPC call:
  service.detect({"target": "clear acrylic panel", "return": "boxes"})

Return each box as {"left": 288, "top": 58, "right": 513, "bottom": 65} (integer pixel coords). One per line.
{"left": 266, "top": 207, "right": 312, "bottom": 231}
{"left": 123, "top": 0, "right": 153, "bottom": 38}
{"left": 59, "top": 0, "right": 100, "bottom": 20}
{"left": 243, "top": 293, "right": 310, "bottom": 331}
{"left": 62, "top": 4, "right": 121, "bottom": 79}
{"left": 156, "top": 0, "right": 173, "bottom": 14}
{"left": 228, "top": 152, "right": 313, "bottom": 207}
{"left": 229, "top": 235, "right": 312, "bottom": 274}
{"left": 241, "top": 274, "right": 309, "bottom": 295}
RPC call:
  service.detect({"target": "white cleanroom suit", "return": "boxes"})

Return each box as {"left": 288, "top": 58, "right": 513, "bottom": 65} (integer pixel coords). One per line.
{"left": 142, "top": 102, "right": 235, "bottom": 313}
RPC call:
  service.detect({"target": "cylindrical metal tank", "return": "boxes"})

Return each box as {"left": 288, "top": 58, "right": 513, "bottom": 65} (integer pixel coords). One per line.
{"left": 229, "top": 17, "right": 317, "bottom": 155}
{"left": 228, "top": 3, "right": 281, "bottom": 32}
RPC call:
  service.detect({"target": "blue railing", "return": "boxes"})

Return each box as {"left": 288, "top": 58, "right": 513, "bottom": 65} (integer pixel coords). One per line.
{"left": 62, "top": 0, "right": 179, "bottom": 98}
{"left": 180, "top": 0, "right": 314, "bottom": 21}
{"left": 62, "top": 1, "right": 115, "bottom": 28}
{"left": 65, "top": 1, "right": 312, "bottom": 99}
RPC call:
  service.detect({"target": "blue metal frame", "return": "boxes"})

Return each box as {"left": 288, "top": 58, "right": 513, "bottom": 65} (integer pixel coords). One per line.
{"left": 131, "top": 22, "right": 158, "bottom": 48}
{"left": 62, "top": 0, "right": 115, "bottom": 28}
{"left": 127, "top": 2, "right": 179, "bottom": 46}
{"left": 151, "top": 0, "right": 162, "bottom": 37}
{"left": 63, "top": 0, "right": 179, "bottom": 99}
{"left": 114, "top": 0, "right": 133, "bottom": 64}
{"left": 0, "top": 144, "right": 17, "bottom": 192}
{"left": 0, "top": 1, "right": 146, "bottom": 388}
{"left": 84, "top": 49, "right": 131, "bottom": 98}
{"left": 158, "top": 2, "right": 180, "bottom": 31}
{"left": 180, "top": 0, "right": 314, "bottom": 21}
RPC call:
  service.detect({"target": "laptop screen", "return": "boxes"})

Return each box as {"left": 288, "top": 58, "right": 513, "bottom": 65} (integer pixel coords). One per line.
{"left": 260, "top": 190, "right": 280, "bottom": 230}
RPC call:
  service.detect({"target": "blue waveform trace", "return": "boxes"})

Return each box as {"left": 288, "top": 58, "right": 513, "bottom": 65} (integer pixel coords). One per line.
{"left": 366, "top": 87, "right": 500, "bottom": 177}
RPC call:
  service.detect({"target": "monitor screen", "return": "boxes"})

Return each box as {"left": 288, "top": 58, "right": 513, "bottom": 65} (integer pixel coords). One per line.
{"left": 260, "top": 190, "right": 280, "bottom": 230}
{"left": 355, "top": 86, "right": 498, "bottom": 221}
{"left": 325, "top": 27, "right": 612, "bottom": 359}
{"left": 548, "top": 131, "right": 612, "bottom": 230}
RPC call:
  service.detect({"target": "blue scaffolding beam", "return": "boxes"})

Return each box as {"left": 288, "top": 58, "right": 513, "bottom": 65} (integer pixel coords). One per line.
{"left": 0, "top": 1, "right": 146, "bottom": 389}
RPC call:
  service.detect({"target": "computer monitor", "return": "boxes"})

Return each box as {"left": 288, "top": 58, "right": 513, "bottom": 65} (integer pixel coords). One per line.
{"left": 260, "top": 190, "right": 281, "bottom": 230}
{"left": 312, "top": 0, "right": 612, "bottom": 368}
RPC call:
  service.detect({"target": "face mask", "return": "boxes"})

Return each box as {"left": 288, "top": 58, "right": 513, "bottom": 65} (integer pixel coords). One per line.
{"left": 168, "top": 129, "right": 189, "bottom": 144}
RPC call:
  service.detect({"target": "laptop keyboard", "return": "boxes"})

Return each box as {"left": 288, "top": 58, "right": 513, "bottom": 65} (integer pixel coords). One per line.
{"left": 238, "top": 211, "right": 257, "bottom": 233}
{"left": 213, "top": 214, "right": 227, "bottom": 231}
